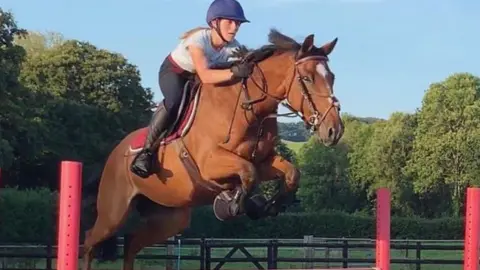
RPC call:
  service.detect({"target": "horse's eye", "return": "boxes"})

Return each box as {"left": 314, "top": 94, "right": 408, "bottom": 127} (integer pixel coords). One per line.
{"left": 302, "top": 76, "right": 312, "bottom": 83}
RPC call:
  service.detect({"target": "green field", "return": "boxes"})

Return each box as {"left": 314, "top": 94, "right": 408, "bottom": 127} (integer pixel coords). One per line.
{"left": 283, "top": 140, "right": 305, "bottom": 153}
{"left": 89, "top": 243, "right": 463, "bottom": 270}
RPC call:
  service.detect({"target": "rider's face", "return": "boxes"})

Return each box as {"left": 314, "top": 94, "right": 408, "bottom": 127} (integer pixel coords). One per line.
{"left": 217, "top": 19, "right": 241, "bottom": 42}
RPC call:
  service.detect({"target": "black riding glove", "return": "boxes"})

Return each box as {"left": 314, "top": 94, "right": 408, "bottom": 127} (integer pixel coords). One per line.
{"left": 230, "top": 62, "right": 254, "bottom": 79}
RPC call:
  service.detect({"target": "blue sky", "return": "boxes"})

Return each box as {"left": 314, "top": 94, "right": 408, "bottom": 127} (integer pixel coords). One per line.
{"left": 3, "top": 0, "right": 479, "bottom": 122}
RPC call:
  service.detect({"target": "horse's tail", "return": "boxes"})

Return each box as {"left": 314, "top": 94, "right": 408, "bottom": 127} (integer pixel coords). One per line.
{"left": 81, "top": 163, "right": 119, "bottom": 262}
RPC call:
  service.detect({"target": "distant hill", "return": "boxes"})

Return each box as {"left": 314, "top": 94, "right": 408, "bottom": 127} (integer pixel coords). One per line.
{"left": 352, "top": 116, "right": 384, "bottom": 124}
{"left": 278, "top": 122, "right": 311, "bottom": 142}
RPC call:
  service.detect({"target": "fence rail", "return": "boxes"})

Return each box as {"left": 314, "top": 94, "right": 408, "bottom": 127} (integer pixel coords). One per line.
{"left": 0, "top": 237, "right": 469, "bottom": 270}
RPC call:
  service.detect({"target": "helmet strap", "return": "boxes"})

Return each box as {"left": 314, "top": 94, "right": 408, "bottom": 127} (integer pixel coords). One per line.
{"left": 212, "top": 20, "right": 229, "bottom": 44}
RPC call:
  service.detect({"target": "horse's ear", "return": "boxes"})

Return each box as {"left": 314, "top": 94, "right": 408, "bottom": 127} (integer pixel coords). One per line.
{"left": 320, "top": 37, "right": 338, "bottom": 55}
{"left": 300, "top": 34, "right": 315, "bottom": 53}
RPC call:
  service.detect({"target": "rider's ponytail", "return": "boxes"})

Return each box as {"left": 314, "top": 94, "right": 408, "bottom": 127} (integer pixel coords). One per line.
{"left": 180, "top": 27, "right": 210, "bottom": 39}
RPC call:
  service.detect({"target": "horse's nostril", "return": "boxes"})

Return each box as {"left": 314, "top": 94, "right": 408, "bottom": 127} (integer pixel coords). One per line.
{"left": 328, "top": 127, "right": 335, "bottom": 138}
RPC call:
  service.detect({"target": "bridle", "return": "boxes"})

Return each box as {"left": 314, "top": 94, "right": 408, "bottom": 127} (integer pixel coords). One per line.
{"left": 285, "top": 54, "right": 340, "bottom": 132}
{"left": 221, "top": 50, "right": 341, "bottom": 161}
{"left": 238, "top": 52, "right": 341, "bottom": 134}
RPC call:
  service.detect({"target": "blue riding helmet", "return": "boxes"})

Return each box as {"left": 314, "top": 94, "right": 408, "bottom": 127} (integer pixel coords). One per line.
{"left": 206, "top": 0, "right": 250, "bottom": 25}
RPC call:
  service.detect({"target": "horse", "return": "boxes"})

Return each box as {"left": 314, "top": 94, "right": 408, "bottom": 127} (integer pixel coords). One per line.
{"left": 81, "top": 28, "right": 343, "bottom": 270}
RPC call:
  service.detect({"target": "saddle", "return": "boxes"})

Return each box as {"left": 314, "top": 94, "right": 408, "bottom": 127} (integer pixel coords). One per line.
{"left": 129, "top": 78, "right": 202, "bottom": 152}
{"left": 161, "top": 79, "right": 200, "bottom": 143}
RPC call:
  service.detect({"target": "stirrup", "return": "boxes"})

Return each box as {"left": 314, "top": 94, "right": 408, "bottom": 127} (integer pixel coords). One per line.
{"left": 130, "top": 149, "right": 154, "bottom": 178}
{"left": 134, "top": 148, "right": 153, "bottom": 161}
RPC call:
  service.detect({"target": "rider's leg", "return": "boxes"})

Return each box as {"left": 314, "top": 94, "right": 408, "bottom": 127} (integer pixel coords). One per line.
{"left": 130, "top": 57, "right": 189, "bottom": 178}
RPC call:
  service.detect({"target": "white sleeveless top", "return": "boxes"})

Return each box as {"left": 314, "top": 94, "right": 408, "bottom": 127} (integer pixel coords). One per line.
{"left": 170, "top": 28, "right": 241, "bottom": 73}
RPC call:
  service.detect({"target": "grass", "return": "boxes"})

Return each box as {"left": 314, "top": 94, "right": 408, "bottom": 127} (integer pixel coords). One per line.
{"left": 282, "top": 140, "right": 305, "bottom": 154}
{"left": 86, "top": 243, "right": 464, "bottom": 270}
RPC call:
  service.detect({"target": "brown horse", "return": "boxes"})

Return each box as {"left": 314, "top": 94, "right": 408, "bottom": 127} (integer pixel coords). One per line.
{"left": 81, "top": 29, "right": 343, "bottom": 270}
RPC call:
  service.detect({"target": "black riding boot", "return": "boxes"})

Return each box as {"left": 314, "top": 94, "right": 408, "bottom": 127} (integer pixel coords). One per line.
{"left": 130, "top": 103, "right": 170, "bottom": 178}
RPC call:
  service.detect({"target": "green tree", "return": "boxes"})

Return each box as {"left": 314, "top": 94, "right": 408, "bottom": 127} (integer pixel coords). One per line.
{"left": 366, "top": 112, "right": 418, "bottom": 216}
{"left": 341, "top": 115, "right": 378, "bottom": 199}
{"left": 405, "top": 73, "right": 480, "bottom": 216}
{"left": 275, "top": 138, "right": 297, "bottom": 165}
{"left": 14, "top": 30, "right": 65, "bottom": 57}
{"left": 19, "top": 40, "right": 153, "bottom": 116}
{"left": 5, "top": 32, "right": 155, "bottom": 188}
{"left": 0, "top": 9, "right": 28, "bottom": 169}
{"left": 296, "top": 136, "right": 360, "bottom": 213}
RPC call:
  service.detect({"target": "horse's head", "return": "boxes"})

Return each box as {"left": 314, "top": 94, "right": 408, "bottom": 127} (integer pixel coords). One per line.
{"left": 233, "top": 29, "right": 344, "bottom": 146}
{"left": 285, "top": 34, "right": 343, "bottom": 146}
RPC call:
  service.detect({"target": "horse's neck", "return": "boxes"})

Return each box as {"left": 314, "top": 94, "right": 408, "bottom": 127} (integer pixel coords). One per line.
{"left": 244, "top": 53, "right": 294, "bottom": 117}
{"left": 191, "top": 53, "right": 294, "bottom": 142}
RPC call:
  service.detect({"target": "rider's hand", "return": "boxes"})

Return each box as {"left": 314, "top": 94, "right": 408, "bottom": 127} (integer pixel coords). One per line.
{"left": 230, "top": 62, "right": 254, "bottom": 79}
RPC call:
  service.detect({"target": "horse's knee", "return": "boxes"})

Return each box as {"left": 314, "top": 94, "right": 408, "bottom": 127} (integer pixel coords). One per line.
{"left": 285, "top": 167, "right": 300, "bottom": 191}
{"left": 239, "top": 163, "right": 258, "bottom": 187}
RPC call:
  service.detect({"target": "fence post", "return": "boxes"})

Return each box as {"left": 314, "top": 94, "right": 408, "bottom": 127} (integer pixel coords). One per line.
{"left": 267, "top": 239, "right": 278, "bottom": 269}
{"left": 200, "top": 237, "right": 205, "bottom": 270}
{"left": 342, "top": 239, "right": 348, "bottom": 268}
{"left": 166, "top": 236, "right": 174, "bottom": 270}
{"left": 415, "top": 241, "right": 421, "bottom": 270}
{"left": 56, "top": 161, "right": 82, "bottom": 270}
{"left": 463, "top": 187, "right": 480, "bottom": 270}
{"left": 303, "top": 235, "right": 314, "bottom": 269}
{"left": 205, "top": 240, "right": 211, "bottom": 270}
{"left": 376, "top": 188, "right": 391, "bottom": 270}
{"left": 46, "top": 243, "right": 52, "bottom": 270}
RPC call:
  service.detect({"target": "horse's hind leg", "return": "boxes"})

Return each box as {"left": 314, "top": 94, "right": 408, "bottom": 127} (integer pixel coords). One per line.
{"left": 82, "top": 173, "right": 136, "bottom": 270}
{"left": 122, "top": 206, "right": 191, "bottom": 270}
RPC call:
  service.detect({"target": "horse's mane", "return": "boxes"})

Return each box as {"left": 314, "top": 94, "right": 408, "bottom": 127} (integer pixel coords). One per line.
{"left": 210, "top": 29, "right": 317, "bottom": 86}
{"left": 211, "top": 28, "right": 326, "bottom": 72}
{"left": 231, "top": 28, "right": 304, "bottom": 63}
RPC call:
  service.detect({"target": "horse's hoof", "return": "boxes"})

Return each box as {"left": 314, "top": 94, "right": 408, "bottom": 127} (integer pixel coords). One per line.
{"left": 213, "top": 190, "right": 241, "bottom": 221}
{"left": 244, "top": 193, "right": 269, "bottom": 220}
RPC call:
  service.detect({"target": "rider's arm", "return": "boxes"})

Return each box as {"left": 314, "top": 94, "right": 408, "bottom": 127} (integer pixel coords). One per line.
{"left": 189, "top": 45, "right": 234, "bottom": 84}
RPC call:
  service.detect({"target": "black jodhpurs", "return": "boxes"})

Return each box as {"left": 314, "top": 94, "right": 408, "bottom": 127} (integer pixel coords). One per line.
{"left": 158, "top": 55, "right": 194, "bottom": 113}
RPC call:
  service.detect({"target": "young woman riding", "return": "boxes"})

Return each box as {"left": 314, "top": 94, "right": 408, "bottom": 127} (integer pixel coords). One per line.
{"left": 130, "top": 0, "right": 254, "bottom": 178}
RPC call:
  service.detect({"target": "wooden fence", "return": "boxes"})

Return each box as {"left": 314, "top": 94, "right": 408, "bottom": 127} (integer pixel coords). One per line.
{"left": 0, "top": 236, "right": 467, "bottom": 270}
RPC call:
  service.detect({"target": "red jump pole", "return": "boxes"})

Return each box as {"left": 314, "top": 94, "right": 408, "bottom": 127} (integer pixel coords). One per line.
{"left": 376, "top": 188, "right": 391, "bottom": 270}
{"left": 57, "top": 161, "right": 82, "bottom": 270}
{"left": 464, "top": 187, "right": 480, "bottom": 270}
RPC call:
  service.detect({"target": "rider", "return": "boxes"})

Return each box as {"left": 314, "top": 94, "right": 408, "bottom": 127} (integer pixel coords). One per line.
{"left": 130, "top": 0, "right": 254, "bottom": 178}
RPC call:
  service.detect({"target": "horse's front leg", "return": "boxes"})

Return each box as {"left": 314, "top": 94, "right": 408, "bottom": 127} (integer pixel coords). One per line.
{"left": 257, "top": 153, "right": 300, "bottom": 217}
{"left": 200, "top": 146, "right": 259, "bottom": 220}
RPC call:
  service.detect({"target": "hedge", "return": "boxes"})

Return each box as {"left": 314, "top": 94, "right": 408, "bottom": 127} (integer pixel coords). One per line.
{"left": 0, "top": 187, "right": 466, "bottom": 243}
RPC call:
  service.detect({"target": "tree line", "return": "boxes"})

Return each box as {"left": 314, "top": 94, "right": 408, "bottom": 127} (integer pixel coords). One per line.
{"left": 295, "top": 74, "right": 480, "bottom": 219}
{"left": 2, "top": 8, "right": 480, "bottom": 225}
{"left": 1, "top": 9, "right": 154, "bottom": 189}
